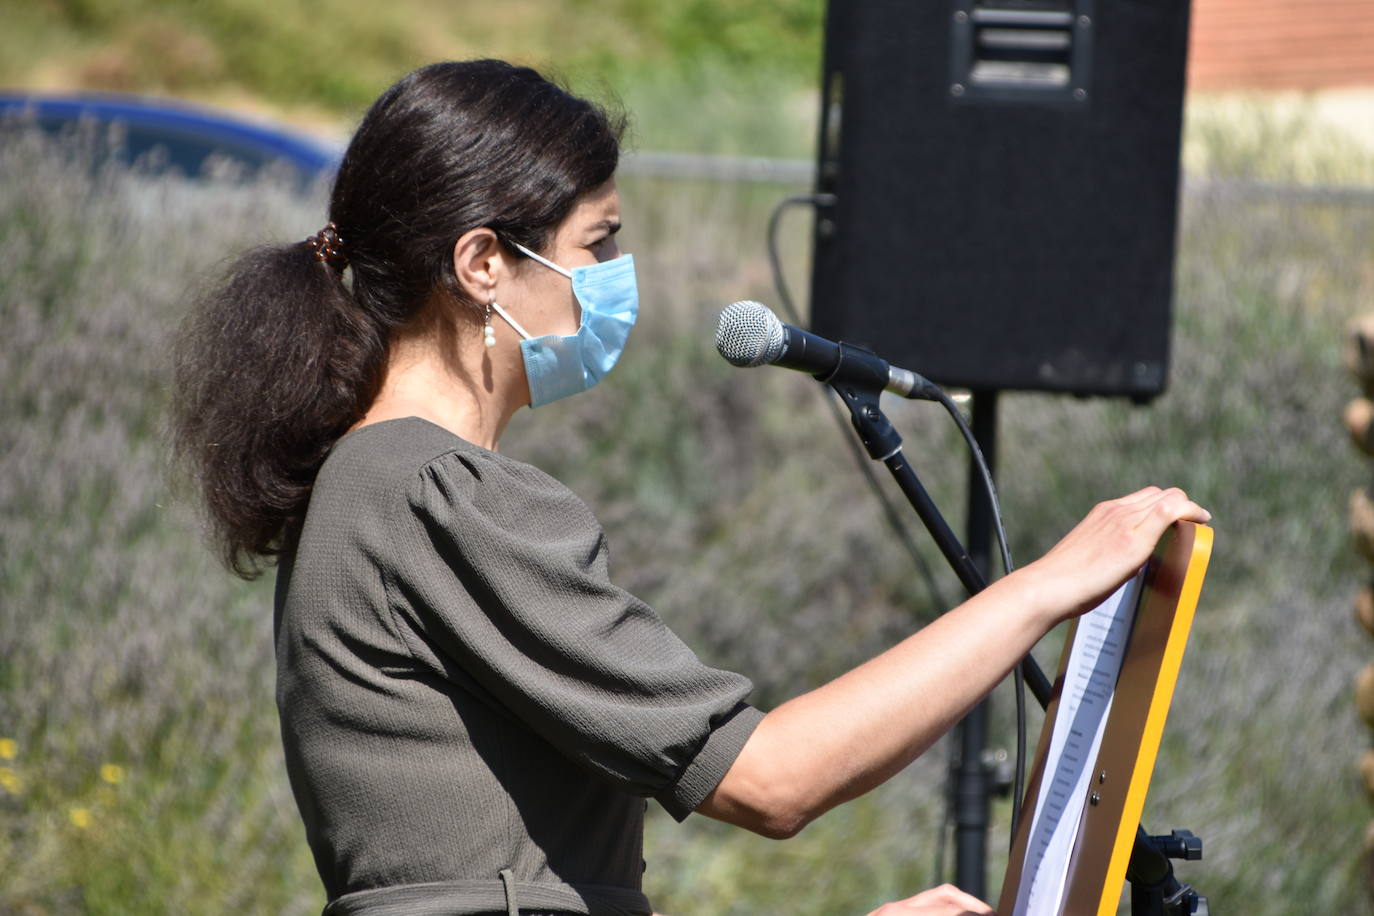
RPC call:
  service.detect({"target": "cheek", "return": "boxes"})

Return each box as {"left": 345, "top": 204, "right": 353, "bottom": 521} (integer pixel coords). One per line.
{"left": 564, "top": 282, "right": 583, "bottom": 329}
{"left": 534, "top": 274, "right": 580, "bottom": 334}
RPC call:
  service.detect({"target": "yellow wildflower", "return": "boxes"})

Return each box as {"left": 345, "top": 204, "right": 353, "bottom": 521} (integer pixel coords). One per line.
{"left": 69, "top": 807, "right": 91, "bottom": 829}
{"left": 0, "top": 738, "right": 15, "bottom": 759}
{"left": 99, "top": 764, "right": 124, "bottom": 785}
{"left": 0, "top": 767, "right": 20, "bottom": 794}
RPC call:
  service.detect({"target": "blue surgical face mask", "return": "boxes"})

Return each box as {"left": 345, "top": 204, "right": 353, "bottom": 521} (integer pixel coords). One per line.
{"left": 489, "top": 243, "right": 639, "bottom": 408}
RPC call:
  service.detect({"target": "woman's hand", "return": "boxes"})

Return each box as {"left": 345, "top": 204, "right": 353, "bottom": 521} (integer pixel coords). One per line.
{"left": 1012, "top": 486, "right": 1211, "bottom": 626}
{"left": 864, "top": 884, "right": 995, "bottom": 915}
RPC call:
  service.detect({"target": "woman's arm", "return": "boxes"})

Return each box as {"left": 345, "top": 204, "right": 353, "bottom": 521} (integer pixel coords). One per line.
{"left": 697, "top": 486, "right": 1210, "bottom": 839}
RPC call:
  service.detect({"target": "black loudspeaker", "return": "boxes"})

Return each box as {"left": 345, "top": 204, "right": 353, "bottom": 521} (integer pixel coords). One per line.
{"left": 809, "top": 0, "right": 1192, "bottom": 399}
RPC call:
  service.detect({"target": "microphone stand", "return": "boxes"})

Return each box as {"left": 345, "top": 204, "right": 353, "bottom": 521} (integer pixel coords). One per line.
{"left": 821, "top": 350, "right": 1052, "bottom": 704}
{"left": 821, "top": 343, "right": 1207, "bottom": 915}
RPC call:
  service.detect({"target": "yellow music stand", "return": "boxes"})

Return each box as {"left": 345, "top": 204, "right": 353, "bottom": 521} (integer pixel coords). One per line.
{"left": 999, "top": 521, "right": 1213, "bottom": 916}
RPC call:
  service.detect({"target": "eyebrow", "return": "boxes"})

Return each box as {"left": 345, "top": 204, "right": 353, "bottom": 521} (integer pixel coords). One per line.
{"left": 588, "top": 219, "right": 622, "bottom": 235}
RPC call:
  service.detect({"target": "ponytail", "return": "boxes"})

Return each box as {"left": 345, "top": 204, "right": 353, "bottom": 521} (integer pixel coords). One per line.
{"left": 170, "top": 241, "right": 385, "bottom": 578}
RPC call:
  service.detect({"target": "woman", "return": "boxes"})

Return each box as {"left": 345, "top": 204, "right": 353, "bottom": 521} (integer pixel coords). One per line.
{"left": 171, "top": 60, "right": 1208, "bottom": 916}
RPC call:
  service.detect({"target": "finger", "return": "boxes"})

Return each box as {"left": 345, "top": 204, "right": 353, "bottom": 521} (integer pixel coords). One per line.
{"left": 864, "top": 903, "right": 989, "bottom": 916}
{"left": 1112, "top": 485, "right": 1165, "bottom": 507}
{"left": 1103, "top": 487, "right": 1206, "bottom": 532}
{"left": 863, "top": 904, "right": 904, "bottom": 916}
{"left": 1132, "top": 488, "right": 1211, "bottom": 528}
{"left": 900, "top": 884, "right": 996, "bottom": 914}
{"left": 928, "top": 884, "right": 992, "bottom": 910}
{"left": 901, "top": 903, "right": 995, "bottom": 915}
{"left": 1164, "top": 498, "right": 1211, "bottom": 525}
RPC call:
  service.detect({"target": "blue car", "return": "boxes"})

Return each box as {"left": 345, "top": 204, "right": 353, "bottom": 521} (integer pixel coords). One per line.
{"left": 0, "top": 90, "right": 342, "bottom": 184}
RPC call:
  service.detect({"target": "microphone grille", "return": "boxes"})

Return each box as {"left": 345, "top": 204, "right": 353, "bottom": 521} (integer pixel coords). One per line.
{"left": 716, "top": 300, "right": 785, "bottom": 367}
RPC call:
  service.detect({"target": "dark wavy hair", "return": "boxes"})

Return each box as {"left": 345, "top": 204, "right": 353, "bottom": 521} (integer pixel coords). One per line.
{"left": 170, "top": 60, "right": 625, "bottom": 578}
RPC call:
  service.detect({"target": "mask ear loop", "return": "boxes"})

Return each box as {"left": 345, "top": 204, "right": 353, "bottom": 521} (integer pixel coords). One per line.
{"left": 513, "top": 242, "right": 573, "bottom": 279}
{"left": 489, "top": 300, "right": 534, "bottom": 341}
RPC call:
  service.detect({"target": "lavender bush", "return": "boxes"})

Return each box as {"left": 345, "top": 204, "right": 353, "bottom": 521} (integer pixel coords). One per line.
{"left": 1, "top": 111, "right": 1371, "bottom": 913}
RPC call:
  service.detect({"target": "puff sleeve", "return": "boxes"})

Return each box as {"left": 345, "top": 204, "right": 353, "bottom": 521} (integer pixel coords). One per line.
{"left": 387, "top": 447, "right": 762, "bottom": 820}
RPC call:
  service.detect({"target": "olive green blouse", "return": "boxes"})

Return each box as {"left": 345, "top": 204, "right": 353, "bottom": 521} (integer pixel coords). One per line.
{"left": 274, "top": 417, "right": 762, "bottom": 916}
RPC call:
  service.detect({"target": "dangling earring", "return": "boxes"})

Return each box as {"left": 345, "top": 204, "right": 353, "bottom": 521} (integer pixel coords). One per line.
{"left": 483, "top": 300, "right": 497, "bottom": 348}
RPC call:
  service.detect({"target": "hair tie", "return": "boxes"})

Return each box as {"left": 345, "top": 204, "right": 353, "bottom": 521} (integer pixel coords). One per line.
{"left": 306, "top": 222, "right": 347, "bottom": 265}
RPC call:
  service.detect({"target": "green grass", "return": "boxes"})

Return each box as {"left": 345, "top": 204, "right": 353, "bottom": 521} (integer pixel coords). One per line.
{"left": 0, "top": 0, "right": 824, "bottom": 153}
{"left": 3, "top": 90, "right": 1374, "bottom": 915}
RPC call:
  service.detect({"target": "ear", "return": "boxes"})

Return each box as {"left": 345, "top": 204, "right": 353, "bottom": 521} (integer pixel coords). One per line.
{"left": 451, "top": 227, "right": 512, "bottom": 304}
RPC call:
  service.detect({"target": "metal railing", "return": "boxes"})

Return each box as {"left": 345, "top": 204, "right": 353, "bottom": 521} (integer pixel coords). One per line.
{"left": 621, "top": 149, "right": 1374, "bottom": 205}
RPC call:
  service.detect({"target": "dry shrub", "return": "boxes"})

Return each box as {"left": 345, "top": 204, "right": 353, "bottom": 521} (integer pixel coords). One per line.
{"left": 2, "top": 114, "right": 1373, "bottom": 913}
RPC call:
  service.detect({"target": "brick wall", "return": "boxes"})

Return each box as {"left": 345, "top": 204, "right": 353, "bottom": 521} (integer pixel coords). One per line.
{"left": 1189, "top": 0, "right": 1374, "bottom": 90}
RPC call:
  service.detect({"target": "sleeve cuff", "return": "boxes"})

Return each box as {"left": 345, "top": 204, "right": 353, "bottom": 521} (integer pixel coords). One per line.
{"left": 655, "top": 702, "right": 765, "bottom": 822}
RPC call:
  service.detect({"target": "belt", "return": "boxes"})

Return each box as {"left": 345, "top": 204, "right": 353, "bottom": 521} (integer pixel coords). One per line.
{"left": 323, "top": 875, "right": 652, "bottom": 916}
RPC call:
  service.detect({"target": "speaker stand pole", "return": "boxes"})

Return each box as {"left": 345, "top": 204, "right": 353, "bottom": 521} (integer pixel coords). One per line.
{"left": 952, "top": 388, "right": 999, "bottom": 899}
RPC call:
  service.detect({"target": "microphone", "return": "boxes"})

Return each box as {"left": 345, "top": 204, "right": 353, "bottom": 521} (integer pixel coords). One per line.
{"left": 715, "top": 300, "right": 940, "bottom": 400}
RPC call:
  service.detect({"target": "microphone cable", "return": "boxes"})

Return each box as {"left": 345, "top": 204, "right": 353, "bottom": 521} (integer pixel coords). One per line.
{"left": 930, "top": 386, "right": 1027, "bottom": 850}
{"left": 763, "top": 193, "right": 1029, "bottom": 864}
